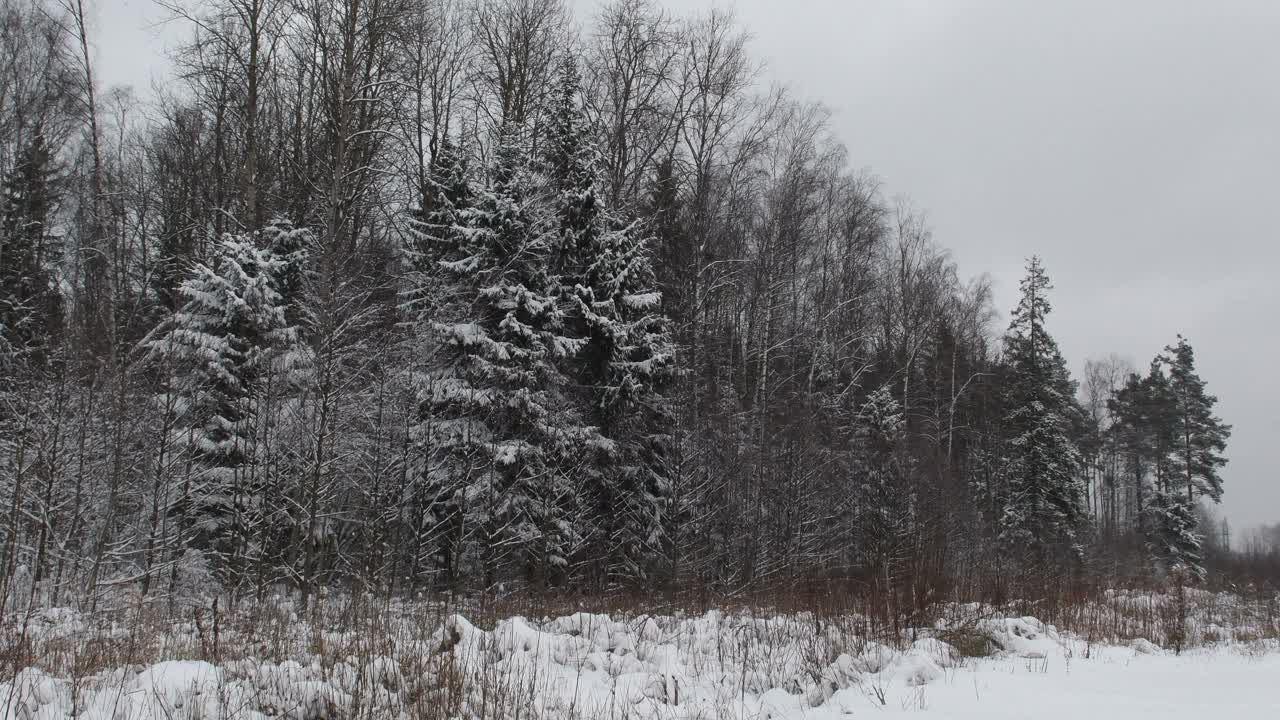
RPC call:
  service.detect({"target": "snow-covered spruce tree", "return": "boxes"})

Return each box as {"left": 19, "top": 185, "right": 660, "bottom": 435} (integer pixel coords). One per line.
{"left": 854, "top": 386, "right": 916, "bottom": 591}
{"left": 262, "top": 217, "right": 314, "bottom": 328}
{"left": 401, "top": 138, "right": 476, "bottom": 589}
{"left": 0, "top": 133, "right": 64, "bottom": 369}
{"left": 1146, "top": 487, "right": 1206, "bottom": 582}
{"left": 998, "top": 257, "right": 1087, "bottom": 571}
{"left": 146, "top": 233, "right": 309, "bottom": 586}
{"left": 404, "top": 138, "right": 471, "bottom": 321}
{"left": 411, "top": 133, "right": 601, "bottom": 589}
{"left": 543, "top": 57, "right": 675, "bottom": 584}
{"left": 255, "top": 218, "right": 318, "bottom": 582}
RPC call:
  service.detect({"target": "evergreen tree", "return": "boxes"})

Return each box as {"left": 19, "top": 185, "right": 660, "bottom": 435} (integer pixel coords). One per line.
{"left": 149, "top": 108, "right": 213, "bottom": 314}
{"left": 404, "top": 138, "right": 471, "bottom": 320}
{"left": 1114, "top": 335, "right": 1230, "bottom": 583}
{"left": 543, "top": 56, "right": 675, "bottom": 583}
{"left": 1162, "top": 336, "right": 1230, "bottom": 505}
{"left": 0, "top": 133, "right": 63, "bottom": 367}
{"left": 998, "top": 257, "right": 1086, "bottom": 564}
{"left": 545, "top": 59, "right": 599, "bottom": 262}
{"left": 147, "top": 234, "right": 308, "bottom": 579}
{"left": 1146, "top": 488, "right": 1205, "bottom": 582}
{"left": 1108, "top": 360, "right": 1180, "bottom": 536}
{"left": 261, "top": 218, "right": 314, "bottom": 327}
{"left": 1108, "top": 354, "right": 1217, "bottom": 580}
{"left": 1140, "top": 361, "right": 1179, "bottom": 495}
{"left": 854, "top": 386, "right": 916, "bottom": 582}
{"left": 413, "top": 135, "right": 600, "bottom": 588}
{"left": 401, "top": 139, "right": 476, "bottom": 588}
{"left": 1108, "top": 372, "right": 1150, "bottom": 533}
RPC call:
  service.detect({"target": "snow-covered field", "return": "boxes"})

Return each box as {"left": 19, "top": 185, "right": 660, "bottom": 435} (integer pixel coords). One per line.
{"left": 2, "top": 593, "right": 1278, "bottom": 719}
{"left": 910, "top": 643, "right": 1280, "bottom": 718}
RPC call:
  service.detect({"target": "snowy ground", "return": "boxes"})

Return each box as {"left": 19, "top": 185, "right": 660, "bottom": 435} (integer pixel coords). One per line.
{"left": 2, "top": 596, "right": 1278, "bottom": 719}
{"left": 912, "top": 645, "right": 1280, "bottom": 719}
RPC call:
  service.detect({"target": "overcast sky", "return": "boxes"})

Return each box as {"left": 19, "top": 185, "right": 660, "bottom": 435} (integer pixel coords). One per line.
{"left": 92, "top": 0, "right": 1278, "bottom": 532}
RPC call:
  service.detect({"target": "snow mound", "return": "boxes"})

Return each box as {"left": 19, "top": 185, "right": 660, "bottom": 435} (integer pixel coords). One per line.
{"left": 1131, "top": 638, "right": 1161, "bottom": 654}
{"left": 978, "top": 616, "right": 1061, "bottom": 658}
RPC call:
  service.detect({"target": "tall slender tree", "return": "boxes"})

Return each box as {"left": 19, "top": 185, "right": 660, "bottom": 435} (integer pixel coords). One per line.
{"left": 0, "top": 133, "right": 63, "bottom": 366}
{"left": 1163, "top": 336, "right": 1230, "bottom": 505}
{"left": 998, "top": 257, "right": 1086, "bottom": 566}
{"left": 543, "top": 57, "right": 674, "bottom": 582}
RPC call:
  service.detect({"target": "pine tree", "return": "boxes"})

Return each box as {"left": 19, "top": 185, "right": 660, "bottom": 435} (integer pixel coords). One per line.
{"left": 543, "top": 56, "right": 675, "bottom": 583}
{"left": 1108, "top": 372, "right": 1148, "bottom": 532}
{"left": 1116, "top": 335, "right": 1230, "bottom": 583}
{"left": 147, "top": 234, "right": 307, "bottom": 580}
{"left": 1162, "top": 336, "right": 1230, "bottom": 505}
{"left": 999, "top": 257, "right": 1086, "bottom": 565}
{"left": 1107, "top": 341, "right": 1228, "bottom": 581}
{"left": 1108, "top": 359, "right": 1180, "bottom": 538}
{"left": 1140, "top": 360, "right": 1179, "bottom": 495}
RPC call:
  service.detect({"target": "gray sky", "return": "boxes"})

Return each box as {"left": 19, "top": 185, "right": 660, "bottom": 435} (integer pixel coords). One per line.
{"left": 92, "top": 0, "right": 1278, "bottom": 531}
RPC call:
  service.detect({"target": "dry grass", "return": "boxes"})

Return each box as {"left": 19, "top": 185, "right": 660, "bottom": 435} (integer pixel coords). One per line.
{"left": 0, "top": 581, "right": 1276, "bottom": 719}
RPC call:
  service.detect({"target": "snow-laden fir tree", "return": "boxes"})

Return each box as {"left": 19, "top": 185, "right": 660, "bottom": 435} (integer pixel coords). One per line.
{"left": 853, "top": 385, "right": 916, "bottom": 586}
{"left": 411, "top": 133, "right": 603, "bottom": 588}
{"left": 400, "top": 138, "right": 475, "bottom": 588}
{"left": 998, "top": 257, "right": 1086, "bottom": 565}
{"left": 1146, "top": 488, "right": 1205, "bottom": 582}
{"left": 543, "top": 56, "right": 675, "bottom": 583}
{"left": 262, "top": 217, "right": 314, "bottom": 328}
{"left": 404, "top": 139, "right": 471, "bottom": 321}
{"left": 0, "top": 133, "right": 63, "bottom": 369}
{"left": 146, "top": 233, "right": 310, "bottom": 581}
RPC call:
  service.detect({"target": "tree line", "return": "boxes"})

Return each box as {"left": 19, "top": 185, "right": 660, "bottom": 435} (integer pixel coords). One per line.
{"left": 0, "top": 0, "right": 1247, "bottom": 613}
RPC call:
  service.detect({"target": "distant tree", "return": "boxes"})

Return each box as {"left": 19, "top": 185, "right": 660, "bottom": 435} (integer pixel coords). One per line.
{"left": 1108, "top": 361, "right": 1176, "bottom": 538}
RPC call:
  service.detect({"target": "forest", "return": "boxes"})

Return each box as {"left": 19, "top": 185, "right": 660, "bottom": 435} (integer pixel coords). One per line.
{"left": 0, "top": 0, "right": 1269, "bottom": 618}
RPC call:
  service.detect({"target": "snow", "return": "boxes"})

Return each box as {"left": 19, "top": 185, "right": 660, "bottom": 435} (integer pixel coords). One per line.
{"left": 3, "top": 603, "right": 1278, "bottom": 719}
{"left": 911, "top": 644, "right": 1280, "bottom": 718}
